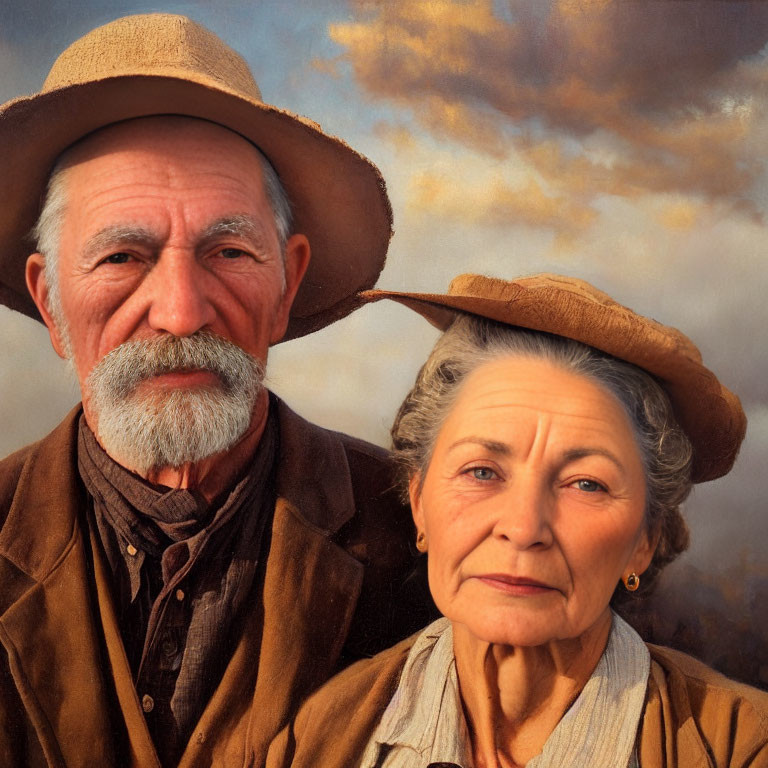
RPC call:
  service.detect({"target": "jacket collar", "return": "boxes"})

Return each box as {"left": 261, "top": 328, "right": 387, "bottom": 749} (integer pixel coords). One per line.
{"left": 0, "top": 398, "right": 365, "bottom": 766}
{"left": 273, "top": 397, "right": 357, "bottom": 533}
{"left": 0, "top": 406, "right": 83, "bottom": 586}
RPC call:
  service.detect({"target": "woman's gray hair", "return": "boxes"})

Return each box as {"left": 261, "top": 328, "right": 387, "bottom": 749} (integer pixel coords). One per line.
{"left": 391, "top": 312, "right": 694, "bottom": 605}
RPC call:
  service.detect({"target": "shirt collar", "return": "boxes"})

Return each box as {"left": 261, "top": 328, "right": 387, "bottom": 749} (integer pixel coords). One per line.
{"left": 363, "top": 612, "right": 649, "bottom": 768}
{"left": 362, "top": 617, "right": 470, "bottom": 767}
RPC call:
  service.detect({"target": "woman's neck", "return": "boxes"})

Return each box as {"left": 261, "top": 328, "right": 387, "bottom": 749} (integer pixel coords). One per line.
{"left": 453, "top": 610, "right": 613, "bottom": 768}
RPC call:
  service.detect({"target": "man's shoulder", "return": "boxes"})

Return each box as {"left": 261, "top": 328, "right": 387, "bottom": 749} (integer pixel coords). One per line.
{"left": 324, "top": 422, "right": 399, "bottom": 498}
{"left": 0, "top": 408, "right": 81, "bottom": 528}
{"left": 275, "top": 396, "right": 393, "bottom": 463}
{"left": 274, "top": 396, "right": 402, "bottom": 510}
{"left": 0, "top": 443, "right": 34, "bottom": 524}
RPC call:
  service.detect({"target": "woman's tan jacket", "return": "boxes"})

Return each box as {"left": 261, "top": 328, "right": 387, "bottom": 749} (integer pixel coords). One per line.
{"left": 266, "top": 632, "right": 768, "bottom": 768}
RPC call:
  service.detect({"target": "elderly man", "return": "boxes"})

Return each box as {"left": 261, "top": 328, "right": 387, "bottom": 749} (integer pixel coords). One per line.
{"left": 0, "top": 14, "right": 430, "bottom": 768}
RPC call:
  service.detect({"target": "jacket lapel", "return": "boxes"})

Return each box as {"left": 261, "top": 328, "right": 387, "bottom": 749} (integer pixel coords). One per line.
{"left": 639, "top": 655, "right": 715, "bottom": 768}
{"left": 0, "top": 409, "right": 123, "bottom": 767}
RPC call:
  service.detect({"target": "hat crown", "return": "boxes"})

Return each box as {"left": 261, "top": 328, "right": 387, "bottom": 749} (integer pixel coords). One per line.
{"left": 43, "top": 13, "right": 262, "bottom": 101}
{"left": 446, "top": 271, "right": 703, "bottom": 363}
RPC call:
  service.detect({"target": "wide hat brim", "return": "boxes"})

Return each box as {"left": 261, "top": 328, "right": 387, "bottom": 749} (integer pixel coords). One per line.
{"left": 0, "top": 18, "right": 392, "bottom": 341}
{"left": 362, "top": 273, "right": 747, "bottom": 483}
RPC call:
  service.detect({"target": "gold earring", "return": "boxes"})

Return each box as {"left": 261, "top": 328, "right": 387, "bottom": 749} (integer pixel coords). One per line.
{"left": 624, "top": 572, "right": 640, "bottom": 592}
{"left": 415, "top": 531, "right": 427, "bottom": 553}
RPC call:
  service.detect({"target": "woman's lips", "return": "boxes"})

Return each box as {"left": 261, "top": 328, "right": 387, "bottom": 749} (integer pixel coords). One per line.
{"left": 473, "top": 574, "right": 558, "bottom": 596}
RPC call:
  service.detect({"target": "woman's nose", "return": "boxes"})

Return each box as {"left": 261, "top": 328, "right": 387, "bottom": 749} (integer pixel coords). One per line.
{"left": 146, "top": 251, "right": 217, "bottom": 337}
{"left": 492, "top": 479, "right": 554, "bottom": 549}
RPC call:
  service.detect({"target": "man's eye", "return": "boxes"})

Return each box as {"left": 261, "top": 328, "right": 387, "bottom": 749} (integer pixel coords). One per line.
{"left": 103, "top": 252, "right": 132, "bottom": 264}
{"left": 573, "top": 479, "right": 605, "bottom": 493}
{"left": 219, "top": 248, "right": 247, "bottom": 259}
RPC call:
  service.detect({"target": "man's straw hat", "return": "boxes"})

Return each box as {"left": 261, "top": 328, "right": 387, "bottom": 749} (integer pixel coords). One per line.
{"left": 0, "top": 13, "right": 393, "bottom": 341}
{"left": 362, "top": 273, "right": 747, "bottom": 483}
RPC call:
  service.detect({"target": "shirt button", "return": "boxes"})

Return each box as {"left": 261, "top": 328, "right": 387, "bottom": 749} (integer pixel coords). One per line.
{"left": 161, "top": 638, "right": 177, "bottom": 657}
{"left": 142, "top": 694, "right": 154, "bottom": 713}
{"left": 175, "top": 589, "right": 185, "bottom": 601}
{"left": 126, "top": 544, "right": 138, "bottom": 557}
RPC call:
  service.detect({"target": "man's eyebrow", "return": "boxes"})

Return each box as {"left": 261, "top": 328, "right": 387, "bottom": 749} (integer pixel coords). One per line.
{"left": 82, "top": 225, "right": 158, "bottom": 261}
{"left": 198, "top": 215, "right": 271, "bottom": 249}
{"left": 447, "top": 437, "right": 511, "bottom": 455}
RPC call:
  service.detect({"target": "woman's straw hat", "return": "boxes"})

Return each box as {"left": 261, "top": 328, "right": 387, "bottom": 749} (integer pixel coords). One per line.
{"left": 362, "top": 273, "right": 746, "bottom": 483}
{"left": 0, "top": 13, "right": 392, "bottom": 341}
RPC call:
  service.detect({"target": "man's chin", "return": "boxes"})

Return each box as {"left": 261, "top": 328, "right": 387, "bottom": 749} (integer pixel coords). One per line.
{"left": 93, "top": 386, "right": 258, "bottom": 476}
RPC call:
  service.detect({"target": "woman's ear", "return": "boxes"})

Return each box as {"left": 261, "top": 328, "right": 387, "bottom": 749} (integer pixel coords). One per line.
{"left": 632, "top": 523, "right": 661, "bottom": 576}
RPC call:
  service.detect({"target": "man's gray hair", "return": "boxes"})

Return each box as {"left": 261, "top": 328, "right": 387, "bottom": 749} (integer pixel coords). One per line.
{"left": 31, "top": 142, "right": 293, "bottom": 343}
{"left": 391, "top": 312, "right": 694, "bottom": 606}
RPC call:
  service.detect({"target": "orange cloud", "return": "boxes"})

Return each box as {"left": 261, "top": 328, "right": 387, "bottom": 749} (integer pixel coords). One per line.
{"left": 327, "top": 0, "right": 768, "bottom": 233}
{"left": 657, "top": 199, "right": 701, "bottom": 232}
{"left": 407, "top": 168, "right": 596, "bottom": 236}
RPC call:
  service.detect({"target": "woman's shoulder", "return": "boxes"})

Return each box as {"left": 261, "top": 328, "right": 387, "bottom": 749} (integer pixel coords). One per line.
{"left": 648, "top": 643, "right": 768, "bottom": 712}
{"left": 642, "top": 643, "right": 768, "bottom": 767}
{"left": 266, "top": 633, "right": 418, "bottom": 768}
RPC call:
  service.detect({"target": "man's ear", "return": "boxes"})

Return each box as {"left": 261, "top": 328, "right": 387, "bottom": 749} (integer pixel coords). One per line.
{"left": 408, "top": 473, "right": 425, "bottom": 533}
{"left": 25, "top": 253, "right": 69, "bottom": 359}
{"left": 269, "top": 233, "right": 311, "bottom": 344}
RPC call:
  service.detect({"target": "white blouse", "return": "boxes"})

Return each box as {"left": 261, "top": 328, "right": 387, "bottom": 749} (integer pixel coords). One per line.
{"left": 360, "top": 612, "right": 650, "bottom": 768}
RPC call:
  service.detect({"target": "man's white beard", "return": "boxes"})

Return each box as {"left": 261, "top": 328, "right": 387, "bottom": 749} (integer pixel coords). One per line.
{"left": 87, "top": 332, "right": 264, "bottom": 475}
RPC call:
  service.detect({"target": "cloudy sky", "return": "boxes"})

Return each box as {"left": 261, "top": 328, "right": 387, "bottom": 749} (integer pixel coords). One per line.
{"left": 1, "top": 0, "right": 767, "bottom": 683}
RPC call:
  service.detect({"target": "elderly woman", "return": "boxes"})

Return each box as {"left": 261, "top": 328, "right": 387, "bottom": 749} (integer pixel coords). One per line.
{"left": 266, "top": 274, "right": 768, "bottom": 768}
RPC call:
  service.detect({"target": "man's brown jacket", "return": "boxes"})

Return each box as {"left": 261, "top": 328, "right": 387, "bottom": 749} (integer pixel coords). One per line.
{"left": 0, "top": 400, "right": 431, "bottom": 767}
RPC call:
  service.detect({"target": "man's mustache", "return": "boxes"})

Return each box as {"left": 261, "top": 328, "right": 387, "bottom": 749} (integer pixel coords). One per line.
{"left": 87, "top": 332, "right": 264, "bottom": 398}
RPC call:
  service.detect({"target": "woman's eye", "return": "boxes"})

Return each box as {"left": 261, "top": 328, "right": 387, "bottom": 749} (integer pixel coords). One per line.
{"left": 103, "top": 252, "right": 132, "bottom": 264}
{"left": 573, "top": 478, "right": 605, "bottom": 493}
{"left": 467, "top": 466, "right": 496, "bottom": 481}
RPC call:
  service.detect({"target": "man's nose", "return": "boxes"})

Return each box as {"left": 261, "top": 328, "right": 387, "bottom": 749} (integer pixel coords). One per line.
{"left": 146, "top": 251, "right": 216, "bottom": 336}
{"left": 492, "top": 477, "right": 554, "bottom": 549}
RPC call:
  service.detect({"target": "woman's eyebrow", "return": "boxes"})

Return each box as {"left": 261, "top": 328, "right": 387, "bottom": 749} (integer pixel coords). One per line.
{"left": 562, "top": 447, "right": 626, "bottom": 471}
{"left": 447, "top": 437, "right": 510, "bottom": 455}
